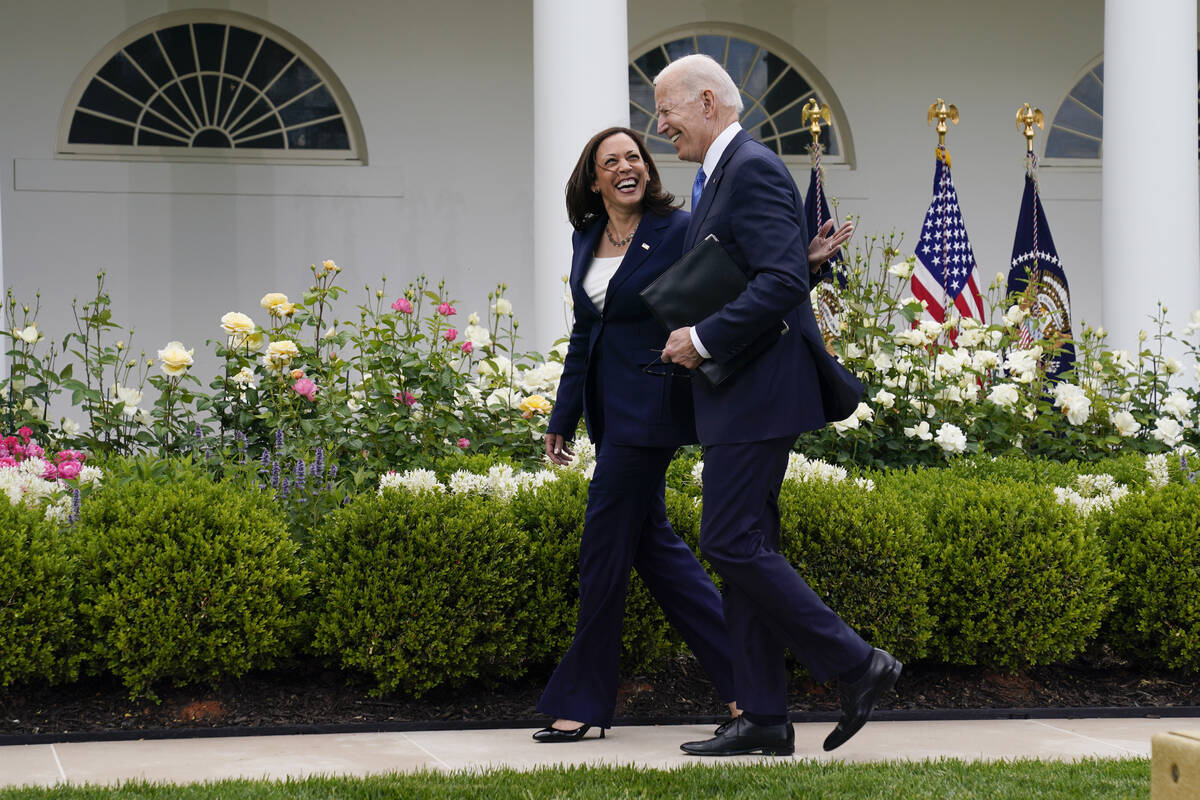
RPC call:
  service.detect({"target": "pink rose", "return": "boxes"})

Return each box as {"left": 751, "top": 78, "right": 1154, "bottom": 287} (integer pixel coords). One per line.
{"left": 444, "top": 328, "right": 458, "bottom": 342}
{"left": 461, "top": 341, "right": 473, "bottom": 354}
{"left": 457, "top": 438, "right": 470, "bottom": 449}
{"left": 3, "top": 436, "right": 16, "bottom": 449}
{"left": 391, "top": 298, "right": 413, "bottom": 314}
{"left": 292, "top": 378, "right": 318, "bottom": 401}
{"left": 0, "top": 456, "right": 16, "bottom": 468}
{"left": 42, "top": 463, "right": 59, "bottom": 480}
{"left": 26, "top": 444, "right": 44, "bottom": 459}
{"left": 436, "top": 302, "right": 456, "bottom": 316}
{"left": 396, "top": 391, "right": 417, "bottom": 407}
{"left": 17, "top": 427, "right": 32, "bottom": 440}
{"left": 11, "top": 444, "right": 25, "bottom": 458}
{"left": 57, "top": 460, "right": 81, "bottom": 480}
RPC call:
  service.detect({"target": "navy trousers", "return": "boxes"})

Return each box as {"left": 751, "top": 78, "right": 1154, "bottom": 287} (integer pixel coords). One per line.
{"left": 537, "top": 441, "right": 736, "bottom": 728}
{"left": 699, "top": 437, "right": 872, "bottom": 716}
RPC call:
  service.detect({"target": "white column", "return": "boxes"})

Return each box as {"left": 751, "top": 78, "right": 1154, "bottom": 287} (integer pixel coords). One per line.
{"left": 533, "top": 0, "right": 629, "bottom": 351}
{"left": 1102, "top": 0, "right": 1200, "bottom": 359}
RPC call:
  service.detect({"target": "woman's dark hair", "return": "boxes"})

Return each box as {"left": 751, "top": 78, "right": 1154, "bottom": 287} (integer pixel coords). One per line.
{"left": 565, "top": 126, "right": 680, "bottom": 231}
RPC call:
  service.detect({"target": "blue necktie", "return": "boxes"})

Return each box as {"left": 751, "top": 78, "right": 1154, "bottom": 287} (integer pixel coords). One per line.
{"left": 691, "top": 167, "right": 706, "bottom": 210}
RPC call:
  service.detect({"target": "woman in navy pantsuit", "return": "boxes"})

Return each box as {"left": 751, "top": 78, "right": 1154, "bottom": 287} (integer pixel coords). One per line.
{"left": 532, "top": 127, "right": 737, "bottom": 742}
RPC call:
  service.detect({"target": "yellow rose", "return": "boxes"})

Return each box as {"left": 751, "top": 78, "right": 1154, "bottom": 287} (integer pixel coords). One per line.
{"left": 262, "top": 339, "right": 300, "bottom": 373}
{"left": 157, "top": 340, "right": 194, "bottom": 377}
{"left": 242, "top": 330, "right": 268, "bottom": 351}
{"left": 519, "top": 394, "right": 552, "bottom": 417}
{"left": 260, "top": 292, "right": 288, "bottom": 311}
{"left": 270, "top": 302, "right": 296, "bottom": 317}
{"left": 322, "top": 259, "right": 340, "bottom": 272}
{"left": 220, "top": 311, "right": 255, "bottom": 335}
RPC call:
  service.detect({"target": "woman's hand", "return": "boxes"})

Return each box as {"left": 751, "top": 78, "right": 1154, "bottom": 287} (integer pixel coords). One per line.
{"left": 808, "top": 219, "right": 855, "bottom": 270}
{"left": 545, "top": 433, "right": 575, "bottom": 466}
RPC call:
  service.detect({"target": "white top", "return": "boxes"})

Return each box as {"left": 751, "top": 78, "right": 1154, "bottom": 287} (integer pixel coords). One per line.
{"left": 582, "top": 255, "right": 623, "bottom": 312}
{"left": 690, "top": 121, "right": 743, "bottom": 359}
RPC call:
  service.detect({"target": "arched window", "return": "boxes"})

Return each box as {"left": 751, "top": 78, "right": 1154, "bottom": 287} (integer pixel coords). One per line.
{"left": 58, "top": 10, "right": 366, "bottom": 164}
{"left": 1045, "top": 51, "right": 1200, "bottom": 160}
{"left": 628, "top": 24, "right": 853, "bottom": 166}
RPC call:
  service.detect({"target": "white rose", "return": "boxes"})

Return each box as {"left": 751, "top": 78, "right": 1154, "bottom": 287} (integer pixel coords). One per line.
{"left": 465, "top": 324, "right": 492, "bottom": 349}
{"left": 934, "top": 422, "right": 967, "bottom": 454}
{"left": 832, "top": 413, "right": 861, "bottom": 434}
{"left": 956, "top": 327, "right": 985, "bottom": 348}
{"left": 492, "top": 297, "right": 513, "bottom": 316}
{"left": 872, "top": 389, "right": 895, "bottom": 409}
{"left": 1110, "top": 410, "right": 1141, "bottom": 437}
{"left": 111, "top": 385, "right": 144, "bottom": 416}
{"left": 14, "top": 324, "right": 39, "bottom": 344}
{"left": 887, "top": 260, "right": 914, "bottom": 279}
{"left": 59, "top": 417, "right": 81, "bottom": 437}
{"left": 231, "top": 366, "right": 257, "bottom": 387}
{"left": 1003, "top": 304, "right": 1029, "bottom": 327}
{"left": 935, "top": 352, "right": 964, "bottom": 378}
{"left": 894, "top": 329, "right": 927, "bottom": 347}
{"left": 845, "top": 342, "right": 865, "bottom": 359}
{"left": 870, "top": 351, "right": 893, "bottom": 372}
{"left": 853, "top": 402, "right": 874, "bottom": 422}
{"left": 903, "top": 421, "right": 933, "bottom": 441}
{"left": 468, "top": 312, "right": 481, "bottom": 326}
{"left": 1164, "top": 357, "right": 1184, "bottom": 376}
{"left": 553, "top": 341, "right": 569, "bottom": 359}
{"left": 1152, "top": 417, "right": 1185, "bottom": 447}
{"left": 1186, "top": 310, "right": 1200, "bottom": 335}
{"left": 972, "top": 350, "right": 1000, "bottom": 371}
{"left": 987, "top": 383, "right": 1020, "bottom": 409}
{"left": 157, "top": 341, "right": 194, "bottom": 377}
{"left": 918, "top": 319, "right": 943, "bottom": 340}
{"left": 1162, "top": 392, "right": 1195, "bottom": 420}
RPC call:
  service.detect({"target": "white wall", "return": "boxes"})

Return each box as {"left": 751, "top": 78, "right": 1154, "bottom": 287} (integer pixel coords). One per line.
{"left": 631, "top": 0, "right": 1109, "bottom": 330}
{"left": 0, "top": 0, "right": 535, "bottom": 391}
{"left": 3, "top": 0, "right": 1197, "bottom": 405}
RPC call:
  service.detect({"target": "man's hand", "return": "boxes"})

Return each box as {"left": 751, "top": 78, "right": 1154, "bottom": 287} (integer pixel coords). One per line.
{"left": 662, "top": 327, "right": 702, "bottom": 369}
{"left": 544, "top": 433, "right": 574, "bottom": 466}
{"left": 809, "top": 219, "right": 855, "bottom": 270}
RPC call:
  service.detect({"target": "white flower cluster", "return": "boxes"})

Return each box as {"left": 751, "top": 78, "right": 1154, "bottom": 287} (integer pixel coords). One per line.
{"left": 0, "top": 459, "right": 103, "bottom": 522}
{"left": 691, "top": 453, "right": 873, "bottom": 491}
{"left": 379, "top": 464, "right": 559, "bottom": 501}
{"left": 549, "top": 435, "right": 597, "bottom": 480}
{"left": 1145, "top": 453, "right": 1170, "bottom": 488}
{"left": 1053, "top": 473, "right": 1130, "bottom": 518}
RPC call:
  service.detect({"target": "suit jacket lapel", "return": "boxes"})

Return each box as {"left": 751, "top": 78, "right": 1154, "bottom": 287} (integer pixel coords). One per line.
{"left": 606, "top": 213, "right": 670, "bottom": 299}
{"left": 570, "top": 221, "right": 605, "bottom": 319}
{"left": 684, "top": 129, "right": 754, "bottom": 249}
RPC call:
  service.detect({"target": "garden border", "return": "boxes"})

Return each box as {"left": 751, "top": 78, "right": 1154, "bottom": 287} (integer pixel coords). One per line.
{"left": 4, "top": 706, "right": 1200, "bottom": 747}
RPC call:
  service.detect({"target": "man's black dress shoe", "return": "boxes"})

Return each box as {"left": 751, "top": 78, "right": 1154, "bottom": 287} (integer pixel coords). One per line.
{"left": 681, "top": 714, "right": 795, "bottom": 756}
{"left": 532, "top": 723, "right": 604, "bottom": 743}
{"left": 823, "top": 647, "right": 902, "bottom": 752}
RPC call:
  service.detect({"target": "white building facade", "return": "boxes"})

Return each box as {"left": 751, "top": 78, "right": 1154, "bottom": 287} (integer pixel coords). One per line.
{"left": 1, "top": 0, "right": 1196, "bottom": 378}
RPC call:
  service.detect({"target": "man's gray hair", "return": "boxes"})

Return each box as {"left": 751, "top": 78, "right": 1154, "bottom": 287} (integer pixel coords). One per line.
{"left": 655, "top": 54, "right": 744, "bottom": 115}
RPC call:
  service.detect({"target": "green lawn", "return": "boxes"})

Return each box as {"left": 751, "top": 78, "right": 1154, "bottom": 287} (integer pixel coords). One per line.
{"left": 3, "top": 758, "right": 1149, "bottom": 799}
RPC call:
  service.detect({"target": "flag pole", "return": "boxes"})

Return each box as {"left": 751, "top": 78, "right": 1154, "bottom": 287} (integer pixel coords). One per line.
{"left": 927, "top": 98, "right": 959, "bottom": 323}
{"left": 802, "top": 99, "right": 831, "bottom": 230}
{"left": 1015, "top": 103, "right": 1045, "bottom": 310}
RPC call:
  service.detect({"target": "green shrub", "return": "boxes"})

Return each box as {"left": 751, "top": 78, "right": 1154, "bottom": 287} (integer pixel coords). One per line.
{"left": 778, "top": 480, "right": 934, "bottom": 665}
{"left": 888, "top": 470, "right": 1113, "bottom": 670}
{"left": 309, "top": 489, "right": 540, "bottom": 696}
{"left": 1098, "top": 482, "right": 1200, "bottom": 671}
{"left": 72, "top": 471, "right": 306, "bottom": 699}
{"left": 0, "top": 503, "right": 80, "bottom": 686}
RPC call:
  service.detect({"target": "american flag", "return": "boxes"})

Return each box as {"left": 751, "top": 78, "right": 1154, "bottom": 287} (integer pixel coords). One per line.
{"left": 911, "top": 147, "right": 985, "bottom": 324}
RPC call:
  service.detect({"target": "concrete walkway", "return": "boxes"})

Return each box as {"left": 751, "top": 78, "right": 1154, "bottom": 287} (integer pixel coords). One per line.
{"left": 2, "top": 716, "right": 1186, "bottom": 788}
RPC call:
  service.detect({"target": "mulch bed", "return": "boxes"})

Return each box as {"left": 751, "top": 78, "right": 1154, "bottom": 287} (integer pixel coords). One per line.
{"left": 3, "top": 654, "right": 1199, "bottom": 738}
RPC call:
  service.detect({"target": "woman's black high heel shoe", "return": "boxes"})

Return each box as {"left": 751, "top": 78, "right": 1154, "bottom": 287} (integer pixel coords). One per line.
{"left": 532, "top": 723, "right": 605, "bottom": 743}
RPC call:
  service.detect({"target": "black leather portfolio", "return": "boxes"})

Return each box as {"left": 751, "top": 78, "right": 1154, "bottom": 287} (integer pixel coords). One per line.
{"left": 639, "top": 235, "right": 788, "bottom": 386}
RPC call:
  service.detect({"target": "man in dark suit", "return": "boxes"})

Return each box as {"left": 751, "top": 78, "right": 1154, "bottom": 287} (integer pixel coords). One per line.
{"left": 655, "top": 54, "right": 901, "bottom": 756}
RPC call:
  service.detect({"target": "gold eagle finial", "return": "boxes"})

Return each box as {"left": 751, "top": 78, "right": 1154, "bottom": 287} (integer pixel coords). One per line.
{"left": 801, "top": 98, "right": 832, "bottom": 151}
{"left": 1015, "top": 103, "right": 1045, "bottom": 154}
{"left": 927, "top": 98, "right": 959, "bottom": 147}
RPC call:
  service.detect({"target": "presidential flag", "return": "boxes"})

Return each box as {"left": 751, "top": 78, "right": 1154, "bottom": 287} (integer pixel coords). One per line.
{"left": 911, "top": 147, "right": 985, "bottom": 325}
{"left": 1007, "top": 171, "right": 1075, "bottom": 378}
